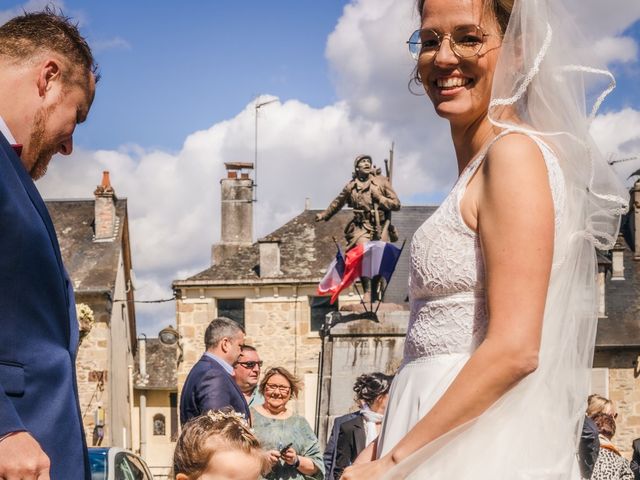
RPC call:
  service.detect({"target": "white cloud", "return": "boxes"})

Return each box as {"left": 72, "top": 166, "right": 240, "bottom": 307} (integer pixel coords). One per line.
{"left": 590, "top": 108, "right": 640, "bottom": 180}
{"left": 594, "top": 36, "right": 639, "bottom": 65}
{"left": 92, "top": 36, "right": 131, "bottom": 53}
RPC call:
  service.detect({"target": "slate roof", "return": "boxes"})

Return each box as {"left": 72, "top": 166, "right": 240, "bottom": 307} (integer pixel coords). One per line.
{"left": 134, "top": 339, "right": 178, "bottom": 390}
{"left": 47, "top": 199, "right": 127, "bottom": 294}
{"left": 174, "top": 206, "right": 439, "bottom": 299}
{"left": 600, "top": 247, "right": 640, "bottom": 348}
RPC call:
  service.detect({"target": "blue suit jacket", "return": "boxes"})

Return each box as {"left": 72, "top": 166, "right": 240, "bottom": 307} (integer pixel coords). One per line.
{"left": 180, "top": 354, "right": 251, "bottom": 425}
{"left": 0, "top": 134, "right": 89, "bottom": 479}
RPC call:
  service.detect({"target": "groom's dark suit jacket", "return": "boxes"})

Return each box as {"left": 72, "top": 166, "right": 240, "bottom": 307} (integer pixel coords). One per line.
{"left": 180, "top": 354, "right": 251, "bottom": 425}
{"left": 0, "top": 133, "right": 89, "bottom": 479}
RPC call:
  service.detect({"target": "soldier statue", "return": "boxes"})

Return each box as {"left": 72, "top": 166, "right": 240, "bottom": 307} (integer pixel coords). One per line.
{"left": 316, "top": 154, "right": 401, "bottom": 302}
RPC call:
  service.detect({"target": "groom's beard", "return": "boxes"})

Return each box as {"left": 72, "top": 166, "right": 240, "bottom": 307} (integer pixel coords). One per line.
{"left": 25, "top": 105, "right": 59, "bottom": 181}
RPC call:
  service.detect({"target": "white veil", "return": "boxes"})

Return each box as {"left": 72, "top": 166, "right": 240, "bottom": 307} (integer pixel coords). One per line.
{"left": 383, "top": 0, "right": 628, "bottom": 478}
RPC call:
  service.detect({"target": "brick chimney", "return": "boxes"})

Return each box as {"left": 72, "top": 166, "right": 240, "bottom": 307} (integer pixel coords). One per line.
{"left": 259, "top": 237, "right": 281, "bottom": 277}
{"left": 94, "top": 171, "right": 117, "bottom": 241}
{"left": 211, "top": 162, "right": 254, "bottom": 265}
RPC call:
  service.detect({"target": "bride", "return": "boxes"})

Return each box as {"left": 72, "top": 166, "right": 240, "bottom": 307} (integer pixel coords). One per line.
{"left": 343, "top": 0, "right": 627, "bottom": 478}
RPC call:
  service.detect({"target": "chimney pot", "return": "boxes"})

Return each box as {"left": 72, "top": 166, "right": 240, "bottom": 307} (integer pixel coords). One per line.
{"left": 211, "top": 164, "right": 254, "bottom": 265}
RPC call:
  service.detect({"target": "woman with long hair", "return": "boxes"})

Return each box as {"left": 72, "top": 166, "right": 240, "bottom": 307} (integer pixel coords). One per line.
{"left": 343, "top": 0, "right": 627, "bottom": 478}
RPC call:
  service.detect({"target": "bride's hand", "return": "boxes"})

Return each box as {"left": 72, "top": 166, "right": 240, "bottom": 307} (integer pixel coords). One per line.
{"left": 341, "top": 456, "right": 395, "bottom": 480}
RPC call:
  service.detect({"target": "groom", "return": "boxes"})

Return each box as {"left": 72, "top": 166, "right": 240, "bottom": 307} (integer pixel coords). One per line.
{"left": 0, "top": 8, "right": 97, "bottom": 480}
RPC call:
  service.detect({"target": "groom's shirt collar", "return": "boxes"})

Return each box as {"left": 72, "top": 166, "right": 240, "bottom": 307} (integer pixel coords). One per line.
{"left": 0, "top": 114, "right": 16, "bottom": 144}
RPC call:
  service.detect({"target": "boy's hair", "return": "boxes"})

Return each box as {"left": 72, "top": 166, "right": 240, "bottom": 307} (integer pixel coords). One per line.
{"left": 173, "top": 410, "right": 267, "bottom": 479}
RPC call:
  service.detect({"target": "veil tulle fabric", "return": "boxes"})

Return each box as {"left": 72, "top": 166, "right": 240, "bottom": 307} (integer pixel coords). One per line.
{"left": 382, "top": 0, "right": 628, "bottom": 478}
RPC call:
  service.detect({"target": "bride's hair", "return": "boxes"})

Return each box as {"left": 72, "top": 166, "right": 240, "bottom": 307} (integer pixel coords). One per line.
{"left": 353, "top": 372, "right": 394, "bottom": 404}
{"left": 415, "top": 0, "right": 514, "bottom": 34}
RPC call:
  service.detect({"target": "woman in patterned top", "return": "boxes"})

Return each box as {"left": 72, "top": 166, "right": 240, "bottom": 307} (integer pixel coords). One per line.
{"left": 591, "top": 413, "right": 634, "bottom": 480}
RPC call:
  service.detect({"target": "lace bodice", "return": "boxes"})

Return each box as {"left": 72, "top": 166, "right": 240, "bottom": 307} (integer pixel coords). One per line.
{"left": 404, "top": 134, "right": 565, "bottom": 363}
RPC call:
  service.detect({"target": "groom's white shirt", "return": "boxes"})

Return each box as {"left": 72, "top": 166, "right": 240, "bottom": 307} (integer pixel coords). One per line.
{"left": 0, "top": 114, "right": 16, "bottom": 144}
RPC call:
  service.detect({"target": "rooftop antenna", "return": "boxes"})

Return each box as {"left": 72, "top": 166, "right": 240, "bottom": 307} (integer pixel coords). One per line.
{"left": 254, "top": 98, "right": 278, "bottom": 202}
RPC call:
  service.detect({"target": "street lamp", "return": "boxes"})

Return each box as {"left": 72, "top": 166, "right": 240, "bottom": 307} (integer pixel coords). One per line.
{"left": 158, "top": 325, "right": 184, "bottom": 365}
{"left": 254, "top": 98, "right": 278, "bottom": 203}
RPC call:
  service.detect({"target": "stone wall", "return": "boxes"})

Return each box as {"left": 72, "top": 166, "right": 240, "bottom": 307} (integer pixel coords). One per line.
{"left": 593, "top": 349, "right": 640, "bottom": 459}
{"left": 75, "top": 294, "right": 111, "bottom": 447}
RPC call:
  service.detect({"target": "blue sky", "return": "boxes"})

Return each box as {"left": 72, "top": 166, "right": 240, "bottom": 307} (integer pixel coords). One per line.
{"left": 2, "top": 0, "right": 639, "bottom": 335}
{"left": 59, "top": 1, "right": 349, "bottom": 151}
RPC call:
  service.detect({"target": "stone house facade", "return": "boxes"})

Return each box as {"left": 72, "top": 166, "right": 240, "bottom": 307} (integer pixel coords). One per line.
{"left": 48, "top": 172, "right": 137, "bottom": 449}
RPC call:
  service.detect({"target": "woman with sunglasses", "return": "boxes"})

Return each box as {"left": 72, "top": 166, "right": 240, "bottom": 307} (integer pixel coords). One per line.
{"left": 251, "top": 367, "right": 325, "bottom": 479}
{"left": 343, "top": 0, "right": 627, "bottom": 479}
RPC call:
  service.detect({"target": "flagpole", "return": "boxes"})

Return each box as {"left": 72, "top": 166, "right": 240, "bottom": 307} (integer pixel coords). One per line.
{"left": 374, "top": 239, "right": 407, "bottom": 316}
{"left": 332, "top": 237, "right": 369, "bottom": 312}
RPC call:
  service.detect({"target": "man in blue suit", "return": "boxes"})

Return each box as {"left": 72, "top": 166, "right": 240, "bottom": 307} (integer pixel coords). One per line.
{"left": 180, "top": 317, "right": 250, "bottom": 425}
{"left": 0, "top": 8, "right": 97, "bottom": 480}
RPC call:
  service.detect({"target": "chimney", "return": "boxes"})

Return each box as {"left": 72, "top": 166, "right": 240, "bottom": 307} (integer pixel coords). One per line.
{"left": 633, "top": 179, "right": 640, "bottom": 260}
{"left": 611, "top": 234, "right": 625, "bottom": 280}
{"left": 211, "top": 162, "right": 254, "bottom": 265}
{"left": 258, "top": 237, "right": 281, "bottom": 278}
{"left": 94, "top": 171, "right": 117, "bottom": 241}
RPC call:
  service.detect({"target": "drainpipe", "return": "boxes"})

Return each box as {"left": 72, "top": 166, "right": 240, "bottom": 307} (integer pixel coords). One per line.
{"left": 139, "top": 336, "right": 148, "bottom": 459}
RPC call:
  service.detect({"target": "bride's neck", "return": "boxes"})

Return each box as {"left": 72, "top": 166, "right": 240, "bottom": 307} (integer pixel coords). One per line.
{"left": 451, "top": 116, "right": 499, "bottom": 175}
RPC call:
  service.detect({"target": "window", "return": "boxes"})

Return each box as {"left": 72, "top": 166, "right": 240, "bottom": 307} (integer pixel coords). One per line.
{"left": 217, "top": 298, "right": 245, "bottom": 327}
{"left": 310, "top": 296, "right": 338, "bottom": 332}
{"left": 153, "top": 414, "right": 165, "bottom": 436}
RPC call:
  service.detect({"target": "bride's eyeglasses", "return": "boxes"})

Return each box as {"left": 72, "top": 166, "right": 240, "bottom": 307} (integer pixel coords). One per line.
{"left": 407, "top": 25, "right": 495, "bottom": 61}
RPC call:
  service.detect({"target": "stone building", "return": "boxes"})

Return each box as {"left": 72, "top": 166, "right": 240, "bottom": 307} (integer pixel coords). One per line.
{"left": 48, "top": 171, "right": 137, "bottom": 449}
{"left": 132, "top": 337, "right": 178, "bottom": 478}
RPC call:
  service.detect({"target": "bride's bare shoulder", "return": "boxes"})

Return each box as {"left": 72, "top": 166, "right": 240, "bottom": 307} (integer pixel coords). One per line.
{"left": 481, "top": 132, "right": 550, "bottom": 195}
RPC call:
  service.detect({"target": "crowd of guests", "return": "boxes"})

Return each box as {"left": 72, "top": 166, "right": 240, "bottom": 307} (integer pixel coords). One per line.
{"left": 173, "top": 318, "right": 640, "bottom": 480}
{"left": 173, "top": 317, "right": 393, "bottom": 480}
{"left": 579, "top": 394, "right": 640, "bottom": 480}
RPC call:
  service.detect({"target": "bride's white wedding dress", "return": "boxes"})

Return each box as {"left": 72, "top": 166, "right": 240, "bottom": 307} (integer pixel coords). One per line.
{"left": 372, "top": 0, "right": 629, "bottom": 477}
{"left": 376, "top": 132, "right": 575, "bottom": 479}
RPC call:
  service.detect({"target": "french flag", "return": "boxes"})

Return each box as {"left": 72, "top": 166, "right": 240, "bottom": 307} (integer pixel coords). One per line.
{"left": 317, "top": 248, "right": 346, "bottom": 298}
{"left": 328, "top": 241, "right": 402, "bottom": 304}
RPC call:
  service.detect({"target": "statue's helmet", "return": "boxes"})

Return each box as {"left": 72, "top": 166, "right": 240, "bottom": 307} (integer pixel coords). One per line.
{"left": 354, "top": 154, "right": 372, "bottom": 170}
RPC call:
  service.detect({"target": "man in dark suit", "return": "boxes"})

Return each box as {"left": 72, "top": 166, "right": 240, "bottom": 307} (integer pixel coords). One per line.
{"left": 0, "top": 8, "right": 97, "bottom": 480}
{"left": 334, "top": 415, "right": 367, "bottom": 479}
{"left": 324, "top": 412, "right": 361, "bottom": 480}
{"left": 180, "top": 317, "right": 250, "bottom": 425}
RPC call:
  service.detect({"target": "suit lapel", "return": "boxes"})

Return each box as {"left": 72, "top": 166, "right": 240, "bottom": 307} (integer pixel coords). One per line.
{"left": 0, "top": 134, "right": 71, "bottom": 343}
